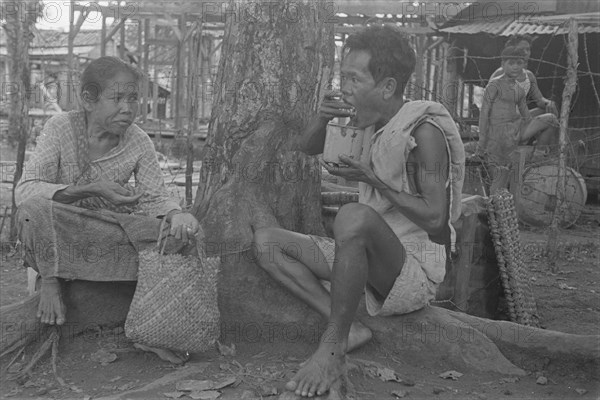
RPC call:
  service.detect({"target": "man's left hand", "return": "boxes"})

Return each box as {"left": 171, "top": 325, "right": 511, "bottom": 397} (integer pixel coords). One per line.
{"left": 321, "top": 155, "right": 382, "bottom": 187}
{"left": 169, "top": 212, "right": 203, "bottom": 244}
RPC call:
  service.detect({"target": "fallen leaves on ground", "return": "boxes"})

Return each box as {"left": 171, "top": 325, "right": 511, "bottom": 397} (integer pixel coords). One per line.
{"left": 163, "top": 392, "right": 186, "bottom": 398}
{"left": 188, "top": 390, "right": 221, "bottom": 399}
{"left": 216, "top": 341, "right": 236, "bottom": 357}
{"left": 351, "top": 359, "right": 403, "bottom": 383}
{"left": 558, "top": 282, "right": 577, "bottom": 290}
{"left": 90, "top": 349, "right": 118, "bottom": 364}
{"left": 439, "top": 370, "right": 463, "bottom": 380}
{"left": 392, "top": 389, "right": 409, "bottom": 398}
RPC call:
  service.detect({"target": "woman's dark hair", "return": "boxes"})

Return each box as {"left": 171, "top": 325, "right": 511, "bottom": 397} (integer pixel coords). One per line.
{"left": 343, "top": 24, "right": 416, "bottom": 96}
{"left": 506, "top": 34, "right": 534, "bottom": 48}
{"left": 80, "top": 56, "right": 142, "bottom": 102}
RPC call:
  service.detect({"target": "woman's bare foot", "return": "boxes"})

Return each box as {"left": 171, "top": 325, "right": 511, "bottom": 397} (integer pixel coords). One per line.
{"left": 286, "top": 344, "right": 346, "bottom": 397}
{"left": 38, "top": 277, "right": 66, "bottom": 325}
{"left": 133, "top": 343, "right": 188, "bottom": 364}
{"left": 348, "top": 321, "right": 372, "bottom": 352}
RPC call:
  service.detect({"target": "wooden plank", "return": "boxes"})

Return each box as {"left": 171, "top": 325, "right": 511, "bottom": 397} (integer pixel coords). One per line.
{"left": 334, "top": 25, "right": 432, "bottom": 35}
{"left": 452, "top": 211, "right": 477, "bottom": 311}
{"left": 146, "top": 39, "right": 179, "bottom": 46}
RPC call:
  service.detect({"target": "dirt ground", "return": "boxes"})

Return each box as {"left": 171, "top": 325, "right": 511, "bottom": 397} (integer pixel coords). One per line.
{"left": 0, "top": 142, "right": 599, "bottom": 399}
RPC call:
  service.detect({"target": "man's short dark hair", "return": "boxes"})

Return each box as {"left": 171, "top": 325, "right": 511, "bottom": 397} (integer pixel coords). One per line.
{"left": 501, "top": 46, "right": 528, "bottom": 61}
{"left": 343, "top": 24, "right": 416, "bottom": 96}
{"left": 506, "top": 34, "right": 534, "bottom": 47}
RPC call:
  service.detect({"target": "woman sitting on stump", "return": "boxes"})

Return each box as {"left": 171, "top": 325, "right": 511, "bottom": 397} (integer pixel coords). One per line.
{"left": 15, "top": 56, "right": 201, "bottom": 362}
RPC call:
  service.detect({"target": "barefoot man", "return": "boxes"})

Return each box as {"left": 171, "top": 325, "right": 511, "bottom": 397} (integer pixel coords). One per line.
{"left": 15, "top": 57, "right": 200, "bottom": 363}
{"left": 253, "top": 25, "right": 465, "bottom": 397}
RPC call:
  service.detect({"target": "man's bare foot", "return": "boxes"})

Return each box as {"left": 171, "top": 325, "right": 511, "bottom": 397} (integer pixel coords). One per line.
{"left": 38, "top": 277, "right": 66, "bottom": 325}
{"left": 298, "top": 321, "right": 371, "bottom": 369}
{"left": 348, "top": 321, "right": 372, "bottom": 352}
{"left": 286, "top": 345, "right": 346, "bottom": 397}
{"left": 133, "top": 343, "right": 188, "bottom": 364}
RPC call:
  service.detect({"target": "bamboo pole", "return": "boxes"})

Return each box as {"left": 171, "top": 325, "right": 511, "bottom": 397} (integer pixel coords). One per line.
{"left": 547, "top": 18, "right": 579, "bottom": 272}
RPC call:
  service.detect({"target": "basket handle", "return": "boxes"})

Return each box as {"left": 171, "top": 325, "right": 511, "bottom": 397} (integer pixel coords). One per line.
{"left": 157, "top": 217, "right": 169, "bottom": 255}
{"left": 157, "top": 217, "right": 210, "bottom": 260}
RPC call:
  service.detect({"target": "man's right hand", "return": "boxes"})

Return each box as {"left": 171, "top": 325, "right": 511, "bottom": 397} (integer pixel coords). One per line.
{"left": 92, "top": 181, "right": 144, "bottom": 206}
{"left": 295, "top": 91, "right": 356, "bottom": 155}
{"left": 318, "top": 90, "right": 355, "bottom": 121}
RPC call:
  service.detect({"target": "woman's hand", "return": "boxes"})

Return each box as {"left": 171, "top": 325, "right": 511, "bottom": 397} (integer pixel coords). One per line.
{"left": 169, "top": 212, "right": 203, "bottom": 244}
{"left": 93, "top": 181, "right": 144, "bottom": 206}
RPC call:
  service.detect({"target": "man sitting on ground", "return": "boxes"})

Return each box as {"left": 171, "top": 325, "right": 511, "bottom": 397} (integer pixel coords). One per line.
{"left": 253, "top": 25, "right": 465, "bottom": 398}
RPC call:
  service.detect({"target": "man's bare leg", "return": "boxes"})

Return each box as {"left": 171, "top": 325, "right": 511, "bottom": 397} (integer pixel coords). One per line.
{"left": 253, "top": 228, "right": 372, "bottom": 352}
{"left": 285, "top": 203, "right": 405, "bottom": 397}
{"left": 38, "top": 277, "right": 66, "bottom": 325}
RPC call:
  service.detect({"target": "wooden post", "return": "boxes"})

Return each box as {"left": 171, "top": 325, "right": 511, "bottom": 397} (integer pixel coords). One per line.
{"left": 547, "top": 18, "right": 578, "bottom": 272}
{"left": 119, "top": 20, "right": 125, "bottom": 59}
{"left": 152, "top": 25, "right": 159, "bottom": 120}
{"left": 186, "top": 25, "right": 200, "bottom": 207}
{"left": 445, "top": 41, "right": 460, "bottom": 118}
{"left": 67, "top": 0, "right": 75, "bottom": 111}
{"left": 142, "top": 19, "right": 150, "bottom": 124}
{"left": 101, "top": 15, "right": 106, "bottom": 57}
{"left": 413, "top": 35, "right": 427, "bottom": 100}
{"left": 174, "top": 16, "right": 185, "bottom": 130}
{"left": 137, "top": 20, "right": 142, "bottom": 66}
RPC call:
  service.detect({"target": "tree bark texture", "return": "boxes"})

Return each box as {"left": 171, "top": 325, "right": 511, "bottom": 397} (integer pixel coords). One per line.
{"left": 194, "top": 1, "right": 334, "bottom": 243}
{"left": 192, "top": 1, "right": 335, "bottom": 328}
{"left": 4, "top": 1, "right": 36, "bottom": 240}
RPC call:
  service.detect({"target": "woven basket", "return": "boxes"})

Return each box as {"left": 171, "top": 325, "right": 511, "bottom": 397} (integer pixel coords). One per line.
{"left": 125, "top": 226, "right": 220, "bottom": 352}
{"left": 486, "top": 189, "right": 539, "bottom": 327}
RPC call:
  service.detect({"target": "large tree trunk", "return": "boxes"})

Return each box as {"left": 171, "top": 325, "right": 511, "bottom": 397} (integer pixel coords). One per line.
{"left": 4, "top": 0, "right": 35, "bottom": 240}
{"left": 193, "top": 0, "right": 334, "bottom": 329}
